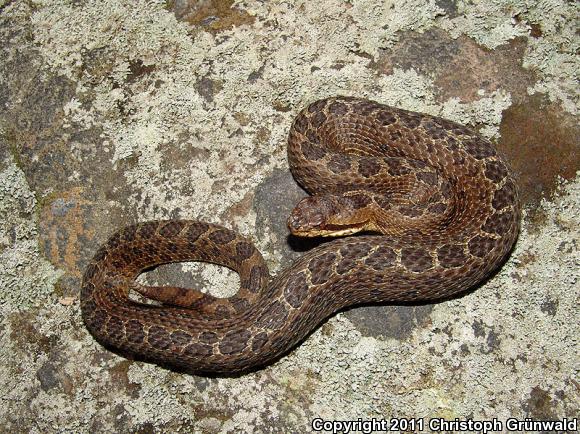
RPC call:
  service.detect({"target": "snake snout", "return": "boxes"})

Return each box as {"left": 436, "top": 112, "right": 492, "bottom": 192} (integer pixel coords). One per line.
{"left": 288, "top": 196, "right": 329, "bottom": 235}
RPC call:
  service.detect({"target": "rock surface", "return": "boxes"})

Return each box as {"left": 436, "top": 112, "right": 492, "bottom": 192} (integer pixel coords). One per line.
{"left": 0, "top": 0, "right": 578, "bottom": 431}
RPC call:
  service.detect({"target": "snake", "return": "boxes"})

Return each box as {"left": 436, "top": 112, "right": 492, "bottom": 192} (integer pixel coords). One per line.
{"left": 80, "top": 96, "right": 520, "bottom": 374}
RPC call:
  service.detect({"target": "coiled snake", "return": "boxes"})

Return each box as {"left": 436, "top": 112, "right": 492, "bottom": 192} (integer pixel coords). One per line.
{"left": 81, "top": 97, "right": 520, "bottom": 374}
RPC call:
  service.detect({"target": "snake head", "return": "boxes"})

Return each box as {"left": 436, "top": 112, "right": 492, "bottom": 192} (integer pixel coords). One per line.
{"left": 288, "top": 194, "right": 372, "bottom": 237}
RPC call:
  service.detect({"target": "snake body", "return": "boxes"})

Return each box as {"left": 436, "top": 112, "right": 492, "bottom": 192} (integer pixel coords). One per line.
{"left": 81, "top": 97, "right": 520, "bottom": 374}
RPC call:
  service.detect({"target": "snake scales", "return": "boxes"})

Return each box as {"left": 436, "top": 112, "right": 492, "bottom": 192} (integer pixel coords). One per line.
{"left": 81, "top": 96, "right": 520, "bottom": 374}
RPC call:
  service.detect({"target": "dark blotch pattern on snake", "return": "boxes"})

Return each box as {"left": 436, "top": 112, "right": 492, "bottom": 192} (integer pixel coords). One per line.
{"left": 81, "top": 97, "right": 520, "bottom": 374}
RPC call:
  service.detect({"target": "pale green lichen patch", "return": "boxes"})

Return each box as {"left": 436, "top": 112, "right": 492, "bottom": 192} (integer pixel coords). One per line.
{"left": 438, "top": 0, "right": 579, "bottom": 114}
{"left": 438, "top": 1, "right": 529, "bottom": 49}
{"left": 350, "top": 0, "right": 446, "bottom": 55}
{"left": 522, "top": 2, "right": 579, "bottom": 114}
{"left": 31, "top": 1, "right": 271, "bottom": 226}
{"left": 0, "top": 158, "right": 63, "bottom": 310}
{"left": 376, "top": 68, "right": 512, "bottom": 138}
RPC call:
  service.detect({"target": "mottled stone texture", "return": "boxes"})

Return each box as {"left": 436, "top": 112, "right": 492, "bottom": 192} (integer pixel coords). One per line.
{"left": 0, "top": 0, "right": 577, "bottom": 432}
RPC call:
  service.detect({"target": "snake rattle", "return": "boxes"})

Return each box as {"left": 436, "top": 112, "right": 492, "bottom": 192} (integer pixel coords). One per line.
{"left": 81, "top": 97, "right": 520, "bottom": 374}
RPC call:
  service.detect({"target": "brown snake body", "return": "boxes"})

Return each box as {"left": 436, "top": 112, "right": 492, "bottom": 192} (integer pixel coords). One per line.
{"left": 81, "top": 97, "right": 520, "bottom": 374}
